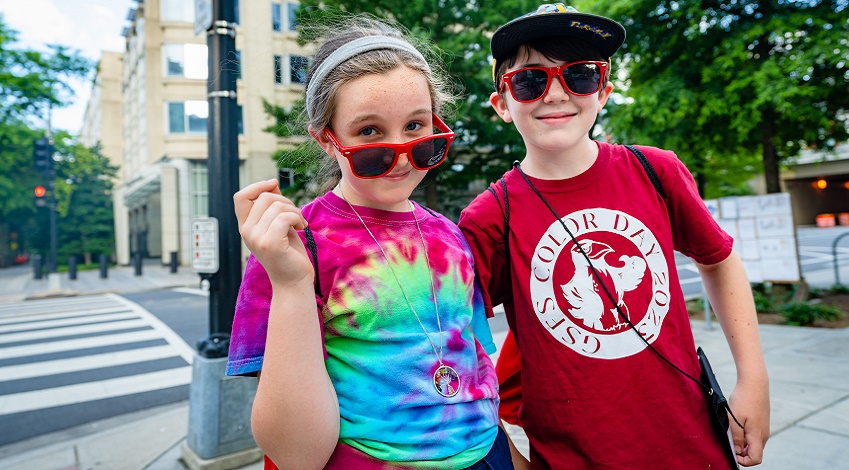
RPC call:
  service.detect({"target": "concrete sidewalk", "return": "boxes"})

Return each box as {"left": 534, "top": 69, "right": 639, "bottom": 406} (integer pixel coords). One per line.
{"left": 0, "top": 260, "right": 202, "bottom": 303}
{"left": 1, "top": 261, "right": 848, "bottom": 469}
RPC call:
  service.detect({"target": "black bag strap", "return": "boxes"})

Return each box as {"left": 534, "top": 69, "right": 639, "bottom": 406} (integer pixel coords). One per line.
{"left": 486, "top": 177, "right": 511, "bottom": 258}
{"left": 303, "top": 226, "right": 321, "bottom": 296}
{"left": 625, "top": 144, "right": 667, "bottom": 200}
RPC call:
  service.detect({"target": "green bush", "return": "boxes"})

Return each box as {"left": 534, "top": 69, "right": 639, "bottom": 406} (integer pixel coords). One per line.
{"left": 752, "top": 289, "right": 775, "bottom": 313}
{"left": 779, "top": 302, "right": 843, "bottom": 326}
{"left": 828, "top": 284, "right": 849, "bottom": 295}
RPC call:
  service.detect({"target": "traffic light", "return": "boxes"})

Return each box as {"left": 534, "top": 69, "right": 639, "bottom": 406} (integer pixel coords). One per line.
{"left": 34, "top": 185, "right": 47, "bottom": 207}
{"left": 33, "top": 137, "right": 53, "bottom": 176}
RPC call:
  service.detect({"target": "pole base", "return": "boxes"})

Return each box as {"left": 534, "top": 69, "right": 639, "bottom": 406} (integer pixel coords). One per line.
{"left": 186, "top": 354, "right": 259, "bottom": 461}
{"left": 180, "top": 441, "right": 262, "bottom": 470}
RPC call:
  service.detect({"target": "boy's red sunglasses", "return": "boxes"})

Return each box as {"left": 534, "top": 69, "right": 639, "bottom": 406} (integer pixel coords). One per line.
{"left": 499, "top": 61, "right": 608, "bottom": 103}
{"left": 325, "top": 114, "right": 455, "bottom": 179}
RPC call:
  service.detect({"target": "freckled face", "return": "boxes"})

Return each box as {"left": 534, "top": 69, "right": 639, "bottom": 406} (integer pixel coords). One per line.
{"left": 320, "top": 66, "right": 434, "bottom": 212}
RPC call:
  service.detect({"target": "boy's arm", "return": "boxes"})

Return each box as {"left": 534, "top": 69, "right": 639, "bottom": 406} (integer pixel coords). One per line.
{"left": 696, "top": 250, "right": 770, "bottom": 467}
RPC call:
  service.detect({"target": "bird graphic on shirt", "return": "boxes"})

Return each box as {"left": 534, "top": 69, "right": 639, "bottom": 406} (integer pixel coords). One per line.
{"left": 561, "top": 239, "right": 647, "bottom": 331}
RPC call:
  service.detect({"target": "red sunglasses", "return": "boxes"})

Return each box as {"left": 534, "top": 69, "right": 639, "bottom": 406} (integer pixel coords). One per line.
{"left": 500, "top": 61, "right": 608, "bottom": 103}
{"left": 325, "top": 114, "right": 455, "bottom": 179}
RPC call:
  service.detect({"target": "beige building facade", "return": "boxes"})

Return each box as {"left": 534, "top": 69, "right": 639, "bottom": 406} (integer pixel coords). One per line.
{"left": 86, "top": 0, "right": 309, "bottom": 266}
{"left": 80, "top": 51, "right": 128, "bottom": 262}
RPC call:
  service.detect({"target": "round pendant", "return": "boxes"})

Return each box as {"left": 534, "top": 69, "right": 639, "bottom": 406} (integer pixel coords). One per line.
{"left": 433, "top": 365, "right": 460, "bottom": 397}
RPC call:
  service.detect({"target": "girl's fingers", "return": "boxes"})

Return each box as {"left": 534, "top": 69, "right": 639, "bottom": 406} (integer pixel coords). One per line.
{"left": 234, "top": 179, "right": 279, "bottom": 225}
{"left": 250, "top": 203, "right": 305, "bottom": 247}
{"left": 242, "top": 192, "right": 306, "bottom": 234}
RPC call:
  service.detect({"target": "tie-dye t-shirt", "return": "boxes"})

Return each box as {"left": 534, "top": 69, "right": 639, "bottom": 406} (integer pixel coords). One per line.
{"left": 226, "top": 191, "right": 500, "bottom": 469}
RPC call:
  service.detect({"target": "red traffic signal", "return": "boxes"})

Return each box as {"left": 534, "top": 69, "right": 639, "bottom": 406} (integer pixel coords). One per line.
{"left": 34, "top": 185, "right": 46, "bottom": 197}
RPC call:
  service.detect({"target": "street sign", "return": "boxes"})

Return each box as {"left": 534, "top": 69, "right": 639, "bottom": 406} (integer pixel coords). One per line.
{"left": 191, "top": 217, "right": 219, "bottom": 273}
{"left": 194, "top": 0, "right": 213, "bottom": 36}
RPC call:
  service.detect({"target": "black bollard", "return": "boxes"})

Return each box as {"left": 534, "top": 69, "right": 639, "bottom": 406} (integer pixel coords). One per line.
{"left": 33, "top": 254, "right": 43, "bottom": 280}
{"left": 170, "top": 251, "right": 178, "bottom": 274}
{"left": 99, "top": 254, "right": 109, "bottom": 279}
{"left": 68, "top": 256, "right": 78, "bottom": 280}
{"left": 133, "top": 252, "right": 142, "bottom": 276}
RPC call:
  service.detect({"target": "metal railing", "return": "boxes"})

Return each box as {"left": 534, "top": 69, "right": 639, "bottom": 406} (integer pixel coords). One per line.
{"left": 833, "top": 232, "right": 849, "bottom": 286}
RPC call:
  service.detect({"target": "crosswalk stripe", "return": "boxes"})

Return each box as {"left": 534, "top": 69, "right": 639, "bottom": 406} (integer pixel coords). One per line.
{"left": 0, "top": 330, "right": 161, "bottom": 360}
{"left": 0, "top": 345, "right": 180, "bottom": 382}
{"left": 0, "top": 319, "right": 148, "bottom": 344}
{"left": 0, "top": 306, "right": 132, "bottom": 326}
{"left": 0, "top": 311, "right": 138, "bottom": 333}
{"left": 0, "top": 298, "right": 119, "bottom": 318}
{"left": 0, "top": 367, "right": 192, "bottom": 416}
{"left": 0, "top": 293, "right": 200, "bottom": 421}
{"left": 105, "top": 294, "right": 196, "bottom": 364}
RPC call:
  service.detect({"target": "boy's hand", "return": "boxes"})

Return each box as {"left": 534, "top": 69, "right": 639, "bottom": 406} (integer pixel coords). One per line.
{"left": 728, "top": 380, "right": 770, "bottom": 466}
{"left": 233, "top": 179, "right": 312, "bottom": 286}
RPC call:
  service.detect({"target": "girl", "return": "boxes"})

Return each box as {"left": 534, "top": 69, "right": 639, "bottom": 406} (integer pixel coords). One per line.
{"left": 227, "top": 17, "right": 515, "bottom": 470}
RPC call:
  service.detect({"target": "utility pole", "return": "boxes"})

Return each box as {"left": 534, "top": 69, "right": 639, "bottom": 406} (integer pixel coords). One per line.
{"left": 46, "top": 105, "right": 58, "bottom": 274}
{"left": 198, "top": 0, "right": 242, "bottom": 350}
{"left": 184, "top": 0, "right": 260, "bottom": 468}
{"left": 33, "top": 105, "right": 59, "bottom": 280}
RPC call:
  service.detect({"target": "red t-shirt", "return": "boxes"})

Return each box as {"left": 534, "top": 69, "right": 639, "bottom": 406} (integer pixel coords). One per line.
{"left": 459, "top": 142, "right": 735, "bottom": 469}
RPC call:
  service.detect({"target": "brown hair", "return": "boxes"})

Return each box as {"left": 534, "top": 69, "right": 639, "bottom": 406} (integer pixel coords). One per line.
{"left": 290, "top": 15, "right": 457, "bottom": 192}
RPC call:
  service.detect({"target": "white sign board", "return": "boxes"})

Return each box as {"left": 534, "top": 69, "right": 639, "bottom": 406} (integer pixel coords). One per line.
{"left": 192, "top": 217, "right": 219, "bottom": 273}
{"left": 755, "top": 193, "right": 792, "bottom": 216}
{"left": 717, "top": 194, "right": 800, "bottom": 283}
{"left": 194, "top": 0, "right": 213, "bottom": 36}
{"left": 737, "top": 218, "right": 758, "bottom": 240}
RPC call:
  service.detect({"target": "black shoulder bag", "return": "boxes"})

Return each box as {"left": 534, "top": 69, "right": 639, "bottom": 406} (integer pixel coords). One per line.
{"left": 489, "top": 145, "right": 742, "bottom": 469}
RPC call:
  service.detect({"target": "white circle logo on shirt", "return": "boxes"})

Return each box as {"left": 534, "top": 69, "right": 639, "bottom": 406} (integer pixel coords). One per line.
{"left": 529, "top": 208, "right": 670, "bottom": 359}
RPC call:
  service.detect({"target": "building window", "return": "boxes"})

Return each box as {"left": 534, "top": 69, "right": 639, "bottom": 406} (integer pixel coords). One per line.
{"left": 167, "top": 101, "right": 208, "bottom": 134}
{"left": 161, "top": 0, "right": 194, "bottom": 22}
{"left": 162, "top": 44, "right": 208, "bottom": 79}
{"left": 290, "top": 55, "right": 308, "bottom": 84}
{"left": 191, "top": 161, "right": 208, "bottom": 217}
{"left": 233, "top": 0, "right": 240, "bottom": 24}
{"left": 279, "top": 168, "right": 294, "bottom": 189}
{"left": 274, "top": 55, "right": 283, "bottom": 84}
{"left": 287, "top": 2, "right": 299, "bottom": 31}
{"left": 272, "top": 3, "right": 282, "bottom": 31}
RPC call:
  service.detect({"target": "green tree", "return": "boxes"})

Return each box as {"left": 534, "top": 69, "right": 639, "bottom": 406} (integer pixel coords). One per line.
{"left": 0, "top": 15, "right": 90, "bottom": 123}
{"left": 590, "top": 0, "right": 849, "bottom": 196}
{"left": 53, "top": 136, "right": 118, "bottom": 263}
{"left": 0, "top": 15, "right": 95, "bottom": 266}
{"left": 266, "top": 1, "right": 539, "bottom": 216}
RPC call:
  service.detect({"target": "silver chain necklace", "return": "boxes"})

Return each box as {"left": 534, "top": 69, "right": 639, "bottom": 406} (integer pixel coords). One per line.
{"left": 340, "top": 190, "right": 460, "bottom": 398}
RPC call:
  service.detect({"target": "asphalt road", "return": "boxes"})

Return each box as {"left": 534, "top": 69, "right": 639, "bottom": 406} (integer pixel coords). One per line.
{"left": 0, "top": 290, "right": 207, "bottom": 447}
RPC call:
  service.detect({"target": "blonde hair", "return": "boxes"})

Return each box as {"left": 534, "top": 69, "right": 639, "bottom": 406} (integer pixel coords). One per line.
{"left": 285, "top": 15, "right": 457, "bottom": 192}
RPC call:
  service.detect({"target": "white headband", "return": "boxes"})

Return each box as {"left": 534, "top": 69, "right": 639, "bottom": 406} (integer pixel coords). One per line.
{"left": 305, "top": 35, "right": 429, "bottom": 120}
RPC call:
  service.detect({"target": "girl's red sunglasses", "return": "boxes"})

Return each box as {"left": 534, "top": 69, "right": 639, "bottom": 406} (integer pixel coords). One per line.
{"left": 324, "top": 114, "right": 455, "bottom": 179}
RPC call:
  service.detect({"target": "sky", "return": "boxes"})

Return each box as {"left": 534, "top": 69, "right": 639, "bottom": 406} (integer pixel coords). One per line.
{"left": 0, "top": 0, "right": 134, "bottom": 133}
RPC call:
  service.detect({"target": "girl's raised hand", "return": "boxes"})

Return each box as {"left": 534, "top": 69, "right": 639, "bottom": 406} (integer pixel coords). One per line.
{"left": 234, "top": 179, "right": 313, "bottom": 286}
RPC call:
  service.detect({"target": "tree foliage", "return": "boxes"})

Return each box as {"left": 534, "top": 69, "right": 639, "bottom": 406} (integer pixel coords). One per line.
{"left": 0, "top": 15, "right": 90, "bottom": 124}
{"left": 590, "top": 0, "right": 849, "bottom": 196}
{"left": 0, "top": 15, "right": 110, "bottom": 267}
{"left": 265, "top": 0, "right": 539, "bottom": 216}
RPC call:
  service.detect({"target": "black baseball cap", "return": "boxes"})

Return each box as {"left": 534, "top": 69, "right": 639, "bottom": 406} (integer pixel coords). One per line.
{"left": 491, "top": 3, "right": 626, "bottom": 86}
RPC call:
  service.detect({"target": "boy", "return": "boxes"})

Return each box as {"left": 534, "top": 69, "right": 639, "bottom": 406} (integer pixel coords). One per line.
{"left": 459, "top": 3, "right": 770, "bottom": 469}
